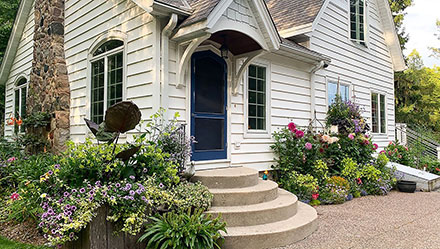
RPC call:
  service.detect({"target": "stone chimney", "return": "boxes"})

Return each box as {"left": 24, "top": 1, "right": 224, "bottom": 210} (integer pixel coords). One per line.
{"left": 29, "top": 0, "right": 70, "bottom": 153}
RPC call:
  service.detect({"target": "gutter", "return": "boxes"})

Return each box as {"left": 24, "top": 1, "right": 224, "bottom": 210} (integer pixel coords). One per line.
{"left": 278, "top": 43, "right": 331, "bottom": 64}
{"left": 309, "top": 60, "right": 327, "bottom": 128}
{"left": 160, "top": 14, "right": 178, "bottom": 115}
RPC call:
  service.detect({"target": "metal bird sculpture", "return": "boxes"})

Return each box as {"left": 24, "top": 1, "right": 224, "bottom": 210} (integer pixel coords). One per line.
{"left": 182, "top": 161, "right": 196, "bottom": 181}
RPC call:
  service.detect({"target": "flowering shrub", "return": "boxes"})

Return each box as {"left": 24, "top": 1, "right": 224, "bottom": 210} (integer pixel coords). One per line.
{"left": 420, "top": 156, "right": 440, "bottom": 175}
{"left": 383, "top": 142, "right": 414, "bottom": 167}
{"left": 320, "top": 176, "right": 349, "bottom": 204}
{"left": 326, "top": 97, "right": 369, "bottom": 135}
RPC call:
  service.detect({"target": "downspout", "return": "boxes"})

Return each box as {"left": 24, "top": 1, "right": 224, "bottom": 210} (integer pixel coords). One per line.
{"left": 309, "top": 60, "right": 326, "bottom": 130}
{"left": 161, "top": 14, "right": 178, "bottom": 116}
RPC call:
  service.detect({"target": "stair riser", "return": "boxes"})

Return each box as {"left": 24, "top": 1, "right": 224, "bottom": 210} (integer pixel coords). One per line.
{"left": 212, "top": 187, "right": 278, "bottom": 206}
{"left": 192, "top": 174, "right": 259, "bottom": 189}
{"left": 221, "top": 217, "right": 318, "bottom": 249}
{"left": 209, "top": 201, "right": 298, "bottom": 227}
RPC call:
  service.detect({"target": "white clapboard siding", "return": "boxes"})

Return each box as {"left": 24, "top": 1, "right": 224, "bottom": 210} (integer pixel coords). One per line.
{"left": 4, "top": 3, "right": 35, "bottom": 137}
{"left": 310, "top": 0, "right": 396, "bottom": 146}
{"left": 65, "top": 0, "right": 156, "bottom": 142}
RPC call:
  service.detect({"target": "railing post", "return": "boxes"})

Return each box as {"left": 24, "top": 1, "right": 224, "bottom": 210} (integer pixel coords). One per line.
{"left": 437, "top": 147, "right": 440, "bottom": 161}
{"left": 396, "top": 123, "right": 407, "bottom": 146}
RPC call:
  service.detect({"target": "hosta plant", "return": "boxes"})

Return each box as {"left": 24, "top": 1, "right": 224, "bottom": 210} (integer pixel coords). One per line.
{"left": 139, "top": 209, "right": 226, "bottom": 249}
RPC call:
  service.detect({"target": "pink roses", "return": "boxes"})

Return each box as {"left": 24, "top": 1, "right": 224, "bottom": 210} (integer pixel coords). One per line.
{"left": 288, "top": 122, "right": 296, "bottom": 132}
{"left": 288, "top": 122, "right": 304, "bottom": 138}
{"left": 305, "top": 142, "right": 312, "bottom": 150}
{"left": 295, "top": 130, "right": 304, "bottom": 138}
{"left": 10, "top": 192, "right": 19, "bottom": 201}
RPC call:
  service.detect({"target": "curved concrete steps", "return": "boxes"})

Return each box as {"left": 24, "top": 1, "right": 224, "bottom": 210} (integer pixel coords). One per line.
{"left": 207, "top": 189, "right": 298, "bottom": 226}
{"left": 210, "top": 180, "right": 279, "bottom": 206}
{"left": 192, "top": 167, "right": 258, "bottom": 189}
{"left": 193, "top": 166, "right": 318, "bottom": 249}
{"left": 221, "top": 202, "right": 318, "bottom": 249}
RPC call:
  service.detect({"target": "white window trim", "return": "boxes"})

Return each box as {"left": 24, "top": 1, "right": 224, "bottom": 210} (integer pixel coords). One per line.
{"left": 326, "top": 77, "right": 352, "bottom": 110}
{"left": 347, "top": 0, "right": 370, "bottom": 48}
{"left": 244, "top": 60, "right": 271, "bottom": 139}
{"left": 13, "top": 75, "right": 29, "bottom": 133}
{"left": 370, "top": 91, "right": 387, "bottom": 135}
{"left": 87, "top": 31, "right": 128, "bottom": 123}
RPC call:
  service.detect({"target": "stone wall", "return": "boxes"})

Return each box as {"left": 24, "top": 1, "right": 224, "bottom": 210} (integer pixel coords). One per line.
{"left": 29, "top": 0, "right": 70, "bottom": 153}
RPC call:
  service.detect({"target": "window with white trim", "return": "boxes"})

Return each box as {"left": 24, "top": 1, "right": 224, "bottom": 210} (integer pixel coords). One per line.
{"left": 248, "top": 65, "right": 266, "bottom": 130}
{"left": 14, "top": 77, "right": 28, "bottom": 133}
{"left": 90, "top": 40, "right": 124, "bottom": 124}
{"left": 371, "top": 93, "right": 386, "bottom": 133}
{"left": 350, "top": 0, "right": 366, "bottom": 45}
{"left": 328, "top": 81, "right": 350, "bottom": 105}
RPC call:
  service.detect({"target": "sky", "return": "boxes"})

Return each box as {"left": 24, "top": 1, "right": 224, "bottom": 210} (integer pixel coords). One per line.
{"left": 403, "top": 0, "right": 440, "bottom": 68}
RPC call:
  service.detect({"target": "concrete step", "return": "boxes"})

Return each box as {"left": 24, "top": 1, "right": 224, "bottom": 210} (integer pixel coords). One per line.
{"left": 211, "top": 180, "right": 279, "bottom": 206}
{"left": 192, "top": 167, "right": 259, "bottom": 189}
{"left": 207, "top": 189, "right": 297, "bottom": 227}
{"left": 220, "top": 201, "right": 318, "bottom": 249}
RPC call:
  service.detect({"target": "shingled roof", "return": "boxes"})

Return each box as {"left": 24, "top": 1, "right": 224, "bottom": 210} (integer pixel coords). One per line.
{"left": 156, "top": 0, "right": 191, "bottom": 10}
{"left": 179, "top": 0, "right": 221, "bottom": 27}
{"left": 265, "top": 0, "right": 325, "bottom": 31}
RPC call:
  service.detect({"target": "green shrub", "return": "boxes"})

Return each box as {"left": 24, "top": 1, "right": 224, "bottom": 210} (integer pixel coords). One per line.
{"left": 168, "top": 181, "right": 213, "bottom": 212}
{"left": 139, "top": 210, "right": 226, "bottom": 249}
{"left": 420, "top": 156, "right": 440, "bottom": 175}
{"left": 279, "top": 171, "right": 319, "bottom": 201}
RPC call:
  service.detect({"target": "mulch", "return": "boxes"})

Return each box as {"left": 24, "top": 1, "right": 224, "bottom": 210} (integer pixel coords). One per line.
{"left": 0, "top": 219, "right": 48, "bottom": 246}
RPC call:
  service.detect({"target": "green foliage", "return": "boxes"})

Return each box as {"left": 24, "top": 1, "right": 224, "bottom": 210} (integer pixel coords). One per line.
{"left": 168, "top": 181, "right": 213, "bottom": 212}
{"left": 23, "top": 112, "right": 51, "bottom": 129}
{"left": 0, "top": 236, "right": 49, "bottom": 249}
{"left": 388, "top": 0, "right": 413, "bottom": 50}
{"left": 139, "top": 210, "right": 226, "bottom": 249}
{"left": 419, "top": 156, "right": 440, "bottom": 176}
{"left": 279, "top": 171, "right": 319, "bottom": 201}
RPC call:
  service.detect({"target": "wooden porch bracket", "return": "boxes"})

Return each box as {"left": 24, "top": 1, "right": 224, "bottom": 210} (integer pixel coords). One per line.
{"left": 232, "top": 49, "right": 266, "bottom": 95}
{"left": 176, "top": 34, "right": 211, "bottom": 89}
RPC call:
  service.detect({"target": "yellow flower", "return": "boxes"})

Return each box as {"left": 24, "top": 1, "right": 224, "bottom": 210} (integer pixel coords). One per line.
{"left": 41, "top": 193, "right": 47, "bottom": 198}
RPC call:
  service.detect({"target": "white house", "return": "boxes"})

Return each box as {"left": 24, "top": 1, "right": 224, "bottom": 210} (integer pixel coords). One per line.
{"left": 0, "top": 0, "right": 405, "bottom": 171}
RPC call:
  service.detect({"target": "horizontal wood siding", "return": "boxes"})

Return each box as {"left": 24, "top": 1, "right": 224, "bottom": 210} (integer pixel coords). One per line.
{"left": 65, "top": 0, "right": 156, "bottom": 142}
{"left": 310, "top": 0, "right": 396, "bottom": 150}
{"left": 4, "top": 3, "right": 35, "bottom": 137}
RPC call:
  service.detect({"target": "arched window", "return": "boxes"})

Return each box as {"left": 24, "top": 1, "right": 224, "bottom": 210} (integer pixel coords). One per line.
{"left": 90, "top": 40, "right": 124, "bottom": 123}
{"left": 14, "top": 77, "right": 28, "bottom": 133}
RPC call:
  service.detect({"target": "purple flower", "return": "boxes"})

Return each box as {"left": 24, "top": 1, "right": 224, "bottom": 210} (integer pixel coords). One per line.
{"left": 129, "top": 175, "right": 135, "bottom": 180}
{"left": 63, "top": 192, "right": 70, "bottom": 197}
{"left": 38, "top": 222, "right": 44, "bottom": 227}
{"left": 51, "top": 229, "right": 56, "bottom": 234}
{"left": 71, "top": 189, "right": 77, "bottom": 193}
{"left": 89, "top": 196, "right": 94, "bottom": 201}
{"left": 95, "top": 181, "right": 101, "bottom": 186}
{"left": 48, "top": 170, "right": 54, "bottom": 175}
{"left": 129, "top": 190, "right": 135, "bottom": 196}
{"left": 159, "top": 183, "right": 164, "bottom": 189}
{"left": 305, "top": 142, "right": 312, "bottom": 150}
{"left": 47, "top": 209, "right": 54, "bottom": 215}
{"left": 54, "top": 164, "right": 60, "bottom": 169}
{"left": 115, "top": 183, "right": 121, "bottom": 188}
{"left": 69, "top": 232, "right": 75, "bottom": 238}
{"left": 71, "top": 205, "right": 77, "bottom": 211}
{"left": 125, "top": 183, "right": 132, "bottom": 190}
{"left": 143, "top": 168, "right": 148, "bottom": 173}
{"left": 80, "top": 188, "right": 86, "bottom": 193}
{"left": 65, "top": 204, "right": 71, "bottom": 210}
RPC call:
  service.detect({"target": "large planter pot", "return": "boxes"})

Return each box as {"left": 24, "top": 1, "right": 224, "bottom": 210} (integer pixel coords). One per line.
{"left": 397, "top": 180, "right": 417, "bottom": 193}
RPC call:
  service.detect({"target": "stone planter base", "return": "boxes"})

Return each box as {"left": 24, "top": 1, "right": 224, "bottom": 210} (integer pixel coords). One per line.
{"left": 62, "top": 206, "right": 146, "bottom": 249}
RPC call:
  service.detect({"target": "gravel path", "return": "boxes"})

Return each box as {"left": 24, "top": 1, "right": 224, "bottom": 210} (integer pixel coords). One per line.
{"left": 276, "top": 191, "right": 440, "bottom": 249}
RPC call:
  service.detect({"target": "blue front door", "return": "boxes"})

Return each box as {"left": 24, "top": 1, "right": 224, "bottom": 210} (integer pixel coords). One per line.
{"left": 191, "top": 51, "right": 227, "bottom": 161}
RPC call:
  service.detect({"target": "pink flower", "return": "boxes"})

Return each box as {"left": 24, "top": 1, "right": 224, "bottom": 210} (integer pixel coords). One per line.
{"left": 398, "top": 155, "right": 402, "bottom": 159}
{"left": 388, "top": 151, "right": 392, "bottom": 155}
{"left": 379, "top": 150, "right": 386, "bottom": 154}
{"left": 365, "top": 134, "right": 369, "bottom": 138}
{"left": 295, "top": 130, "right": 305, "bottom": 138}
{"left": 394, "top": 148, "right": 398, "bottom": 152}
{"left": 7, "top": 157, "right": 16, "bottom": 163}
{"left": 305, "top": 142, "right": 312, "bottom": 150}
{"left": 389, "top": 141, "right": 394, "bottom": 145}
{"left": 348, "top": 133, "right": 355, "bottom": 140}
{"left": 363, "top": 139, "right": 370, "bottom": 145}
{"left": 405, "top": 147, "right": 408, "bottom": 151}
{"left": 287, "top": 122, "right": 296, "bottom": 132}
{"left": 373, "top": 143, "right": 378, "bottom": 150}
{"left": 312, "top": 193, "right": 319, "bottom": 200}
{"left": 356, "top": 178, "right": 362, "bottom": 184}
{"left": 10, "top": 192, "right": 19, "bottom": 201}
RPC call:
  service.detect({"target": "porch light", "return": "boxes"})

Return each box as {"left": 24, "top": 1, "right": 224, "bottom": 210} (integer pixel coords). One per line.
{"left": 220, "top": 35, "right": 229, "bottom": 59}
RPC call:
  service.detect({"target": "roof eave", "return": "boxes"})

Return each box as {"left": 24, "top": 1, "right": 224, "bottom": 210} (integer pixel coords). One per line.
{"left": 278, "top": 43, "right": 331, "bottom": 65}
{"left": 0, "top": 0, "right": 33, "bottom": 86}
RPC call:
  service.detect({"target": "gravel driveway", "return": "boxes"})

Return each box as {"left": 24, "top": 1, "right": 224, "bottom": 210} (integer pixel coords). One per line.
{"left": 276, "top": 191, "right": 440, "bottom": 249}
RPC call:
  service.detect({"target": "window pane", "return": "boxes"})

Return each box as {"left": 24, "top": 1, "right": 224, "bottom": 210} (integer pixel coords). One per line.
{"left": 91, "top": 59, "right": 105, "bottom": 123}
{"left": 328, "top": 82, "right": 338, "bottom": 105}
{"left": 371, "top": 93, "right": 379, "bottom": 133}
{"left": 93, "top": 40, "right": 123, "bottom": 57}
{"left": 248, "top": 65, "right": 266, "bottom": 130}
{"left": 17, "top": 78, "right": 27, "bottom": 86}
{"left": 350, "top": 0, "right": 365, "bottom": 43}
{"left": 14, "top": 89, "right": 19, "bottom": 117}
{"left": 380, "top": 94, "right": 386, "bottom": 133}
{"left": 107, "top": 52, "right": 123, "bottom": 107}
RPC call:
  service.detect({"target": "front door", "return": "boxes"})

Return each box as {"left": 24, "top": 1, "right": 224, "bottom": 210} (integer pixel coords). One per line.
{"left": 191, "top": 51, "right": 227, "bottom": 161}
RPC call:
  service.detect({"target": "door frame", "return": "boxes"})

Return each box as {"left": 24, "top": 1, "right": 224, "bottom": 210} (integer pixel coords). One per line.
{"left": 190, "top": 50, "right": 228, "bottom": 161}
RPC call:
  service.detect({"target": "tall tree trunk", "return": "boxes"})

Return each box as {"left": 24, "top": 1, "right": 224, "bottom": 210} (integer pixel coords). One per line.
{"left": 29, "top": 0, "right": 70, "bottom": 153}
